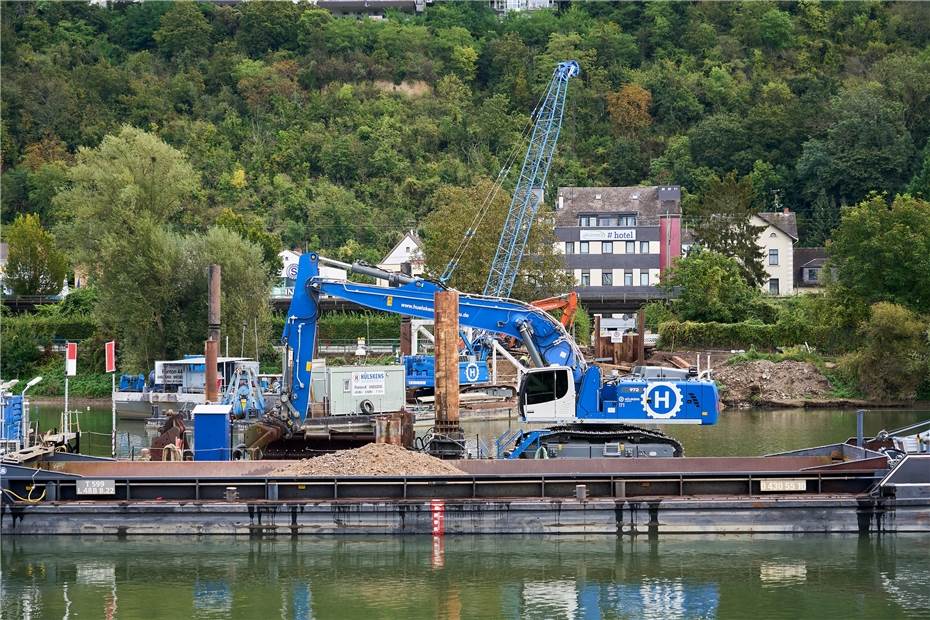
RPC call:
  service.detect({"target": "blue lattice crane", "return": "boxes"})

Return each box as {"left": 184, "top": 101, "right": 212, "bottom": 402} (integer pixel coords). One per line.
{"left": 484, "top": 60, "right": 579, "bottom": 297}
{"left": 441, "top": 60, "right": 580, "bottom": 296}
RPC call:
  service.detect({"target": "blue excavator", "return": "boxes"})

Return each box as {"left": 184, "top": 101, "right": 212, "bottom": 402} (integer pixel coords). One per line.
{"left": 257, "top": 252, "right": 719, "bottom": 459}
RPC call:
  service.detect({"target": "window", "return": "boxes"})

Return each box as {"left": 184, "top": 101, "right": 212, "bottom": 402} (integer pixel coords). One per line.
{"left": 602, "top": 272, "right": 613, "bottom": 286}
{"left": 807, "top": 268, "right": 819, "bottom": 282}
{"left": 619, "top": 215, "right": 637, "bottom": 227}
{"left": 579, "top": 241, "right": 589, "bottom": 254}
{"left": 522, "top": 369, "right": 570, "bottom": 405}
{"left": 598, "top": 216, "right": 617, "bottom": 227}
{"left": 578, "top": 215, "right": 596, "bottom": 227}
{"left": 640, "top": 272, "right": 649, "bottom": 286}
{"left": 602, "top": 241, "right": 613, "bottom": 254}
{"left": 565, "top": 242, "right": 574, "bottom": 255}
{"left": 625, "top": 241, "right": 635, "bottom": 254}
{"left": 580, "top": 270, "right": 590, "bottom": 286}
{"left": 769, "top": 278, "right": 779, "bottom": 295}
{"left": 769, "top": 249, "right": 779, "bottom": 265}
{"left": 640, "top": 241, "right": 649, "bottom": 254}
{"left": 624, "top": 272, "right": 633, "bottom": 286}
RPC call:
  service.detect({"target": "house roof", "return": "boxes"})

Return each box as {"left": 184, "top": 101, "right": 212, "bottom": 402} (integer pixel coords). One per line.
{"left": 380, "top": 230, "right": 424, "bottom": 265}
{"left": 793, "top": 247, "right": 827, "bottom": 287}
{"left": 556, "top": 186, "right": 682, "bottom": 226}
{"left": 757, "top": 212, "right": 798, "bottom": 240}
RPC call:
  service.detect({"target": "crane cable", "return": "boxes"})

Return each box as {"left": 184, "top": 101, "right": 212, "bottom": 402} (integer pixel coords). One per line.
{"left": 440, "top": 85, "right": 550, "bottom": 284}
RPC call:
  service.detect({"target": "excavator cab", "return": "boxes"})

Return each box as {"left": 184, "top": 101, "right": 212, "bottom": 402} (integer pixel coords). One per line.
{"left": 518, "top": 366, "right": 576, "bottom": 423}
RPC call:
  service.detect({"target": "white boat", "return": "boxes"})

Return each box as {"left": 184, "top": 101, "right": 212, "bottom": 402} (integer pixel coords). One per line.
{"left": 114, "top": 356, "right": 278, "bottom": 419}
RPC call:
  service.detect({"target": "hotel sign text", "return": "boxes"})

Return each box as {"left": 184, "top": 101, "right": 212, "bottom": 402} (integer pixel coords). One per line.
{"left": 579, "top": 229, "right": 636, "bottom": 241}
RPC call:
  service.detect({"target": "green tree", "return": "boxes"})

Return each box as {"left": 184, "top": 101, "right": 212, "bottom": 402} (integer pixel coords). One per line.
{"left": 54, "top": 126, "right": 202, "bottom": 267}
{"left": 840, "top": 302, "right": 929, "bottom": 400}
{"left": 804, "top": 190, "right": 840, "bottom": 246}
{"left": 797, "top": 83, "right": 915, "bottom": 204}
{"left": 215, "top": 208, "right": 281, "bottom": 273}
{"left": 236, "top": 1, "right": 302, "bottom": 55}
{"left": 4, "top": 213, "right": 68, "bottom": 295}
{"left": 659, "top": 250, "right": 759, "bottom": 323}
{"left": 828, "top": 194, "right": 930, "bottom": 313}
{"left": 422, "top": 177, "right": 573, "bottom": 301}
{"left": 907, "top": 142, "right": 930, "bottom": 199}
{"left": 153, "top": 1, "right": 212, "bottom": 61}
{"left": 689, "top": 172, "right": 767, "bottom": 287}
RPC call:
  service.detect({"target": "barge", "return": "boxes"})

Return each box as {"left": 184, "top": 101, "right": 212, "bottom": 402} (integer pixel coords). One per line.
{"left": 3, "top": 451, "right": 927, "bottom": 536}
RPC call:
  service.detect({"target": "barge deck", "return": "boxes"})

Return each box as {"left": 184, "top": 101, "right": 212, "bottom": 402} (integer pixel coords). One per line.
{"left": 3, "top": 455, "right": 927, "bottom": 536}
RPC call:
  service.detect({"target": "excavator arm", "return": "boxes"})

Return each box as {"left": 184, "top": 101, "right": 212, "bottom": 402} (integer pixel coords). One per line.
{"left": 281, "top": 252, "right": 585, "bottom": 421}
{"left": 531, "top": 292, "right": 579, "bottom": 328}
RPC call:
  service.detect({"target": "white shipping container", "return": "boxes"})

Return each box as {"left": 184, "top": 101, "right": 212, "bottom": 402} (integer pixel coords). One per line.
{"left": 310, "top": 364, "right": 405, "bottom": 416}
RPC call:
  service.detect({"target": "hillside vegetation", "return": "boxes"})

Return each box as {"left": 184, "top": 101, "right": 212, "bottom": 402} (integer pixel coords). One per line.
{"left": 3, "top": 1, "right": 929, "bottom": 258}
{"left": 2, "top": 2, "right": 929, "bottom": 398}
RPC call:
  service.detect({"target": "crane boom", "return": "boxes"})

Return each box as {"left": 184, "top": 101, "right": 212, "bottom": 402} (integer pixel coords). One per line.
{"left": 484, "top": 60, "right": 579, "bottom": 298}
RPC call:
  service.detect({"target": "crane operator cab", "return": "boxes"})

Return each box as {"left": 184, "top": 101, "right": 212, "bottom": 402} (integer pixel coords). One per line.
{"left": 519, "top": 367, "right": 576, "bottom": 423}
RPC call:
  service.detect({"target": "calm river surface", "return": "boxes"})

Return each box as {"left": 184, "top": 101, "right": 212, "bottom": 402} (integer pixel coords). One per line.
{"left": 2, "top": 535, "right": 929, "bottom": 619}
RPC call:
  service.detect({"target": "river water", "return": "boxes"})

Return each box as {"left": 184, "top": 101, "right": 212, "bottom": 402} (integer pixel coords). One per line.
{"left": 9, "top": 403, "right": 929, "bottom": 619}
{"left": 2, "top": 535, "right": 929, "bottom": 619}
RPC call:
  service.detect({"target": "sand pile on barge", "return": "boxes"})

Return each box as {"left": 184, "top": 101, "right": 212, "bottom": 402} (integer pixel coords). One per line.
{"left": 714, "top": 360, "right": 832, "bottom": 407}
{"left": 270, "top": 443, "right": 465, "bottom": 477}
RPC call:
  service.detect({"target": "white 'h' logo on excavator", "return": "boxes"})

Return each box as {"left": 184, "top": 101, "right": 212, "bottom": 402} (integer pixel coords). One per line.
{"left": 653, "top": 391, "right": 670, "bottom": 409}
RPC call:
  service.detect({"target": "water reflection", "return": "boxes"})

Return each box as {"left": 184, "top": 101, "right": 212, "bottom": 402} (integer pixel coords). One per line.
{"left": 2, "top": 535, "right": 928, "bottom": 619}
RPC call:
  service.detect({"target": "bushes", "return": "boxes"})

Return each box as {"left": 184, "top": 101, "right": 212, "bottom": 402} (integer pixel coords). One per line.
{"left": 838, "top": 302, "right": 930, "bottom": 401}
{"left": 28, "top": 357, "right": 113, "bottom": 398}
{"left": 572, "top": 305, "right": 592, "bottom": 346}
{"left": 271, "top": 312, "right": 402, "bottom": 342}
{"left": 658, "top": 319, "right": 827, "bottom": 350}
{"left": 643, "top": 301, "right": 676, "bottom": 331}
{"left": 1, "top": 314, "right": 98, "bottom": 380}
{"left": 4, "top": 314, "right": 97, "bottom": 342}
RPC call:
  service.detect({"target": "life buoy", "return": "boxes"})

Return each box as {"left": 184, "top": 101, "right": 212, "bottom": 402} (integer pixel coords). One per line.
{"left": 360, "top": 399, "right": 375, "bottom": 414}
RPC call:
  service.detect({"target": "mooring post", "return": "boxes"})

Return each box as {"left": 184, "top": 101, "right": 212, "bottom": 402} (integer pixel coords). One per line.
{"left": 205, "top": 264, "right": 221, "bottom": 403}
{"left": 434, "top": 290, "right": 460, "bottom": 426}
{"left": 431, "top": 290, "right": 464, "bottom": 458}
{"left": 856, "top": 409, "right": 865, "bottom": 449}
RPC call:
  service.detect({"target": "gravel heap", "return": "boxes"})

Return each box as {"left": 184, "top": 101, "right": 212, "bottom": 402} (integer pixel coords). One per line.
{"left": 270, "top": 442, "right": 465, "bottom": 477}
{"left": 714, "top": 360, "right": 832, "bottom": 407}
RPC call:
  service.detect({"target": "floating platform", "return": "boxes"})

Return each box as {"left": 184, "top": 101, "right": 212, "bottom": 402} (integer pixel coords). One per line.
{"left": 2, "top": 454, "right": 927, "bottom": 536}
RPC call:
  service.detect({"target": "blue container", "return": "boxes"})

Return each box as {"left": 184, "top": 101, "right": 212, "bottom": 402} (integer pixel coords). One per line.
{"left": 192, "top": 406, "right": 231, "bottom": 461}
{"left": 1, "top": 395, "right": 23, "bottom": 443}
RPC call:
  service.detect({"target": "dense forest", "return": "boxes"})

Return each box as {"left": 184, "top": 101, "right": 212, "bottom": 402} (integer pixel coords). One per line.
{"left": 3, "top": 0, "right": 929, "bottom": 262}
{"left": 2, "top": 1, "right": 929, "bottom": 399}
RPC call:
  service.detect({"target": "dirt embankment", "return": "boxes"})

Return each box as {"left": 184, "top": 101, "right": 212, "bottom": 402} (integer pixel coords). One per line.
{"left": 270, "top": 443, "right": 464, "bottom": 477}
{"left": 713, "top": 360, "right": 835, "bottom": 408}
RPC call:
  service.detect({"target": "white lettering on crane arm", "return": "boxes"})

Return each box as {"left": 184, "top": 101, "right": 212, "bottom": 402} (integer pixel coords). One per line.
{"left": 396, "top": 302, "right": 468, "bottom": 319}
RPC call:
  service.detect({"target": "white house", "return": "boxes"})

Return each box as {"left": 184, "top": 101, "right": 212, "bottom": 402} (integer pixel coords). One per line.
{"left": 376, "top": 230, "right": 425, "bottom": 286}
{"left": 752, "top": 210, "right": 798, "bottom": 296}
